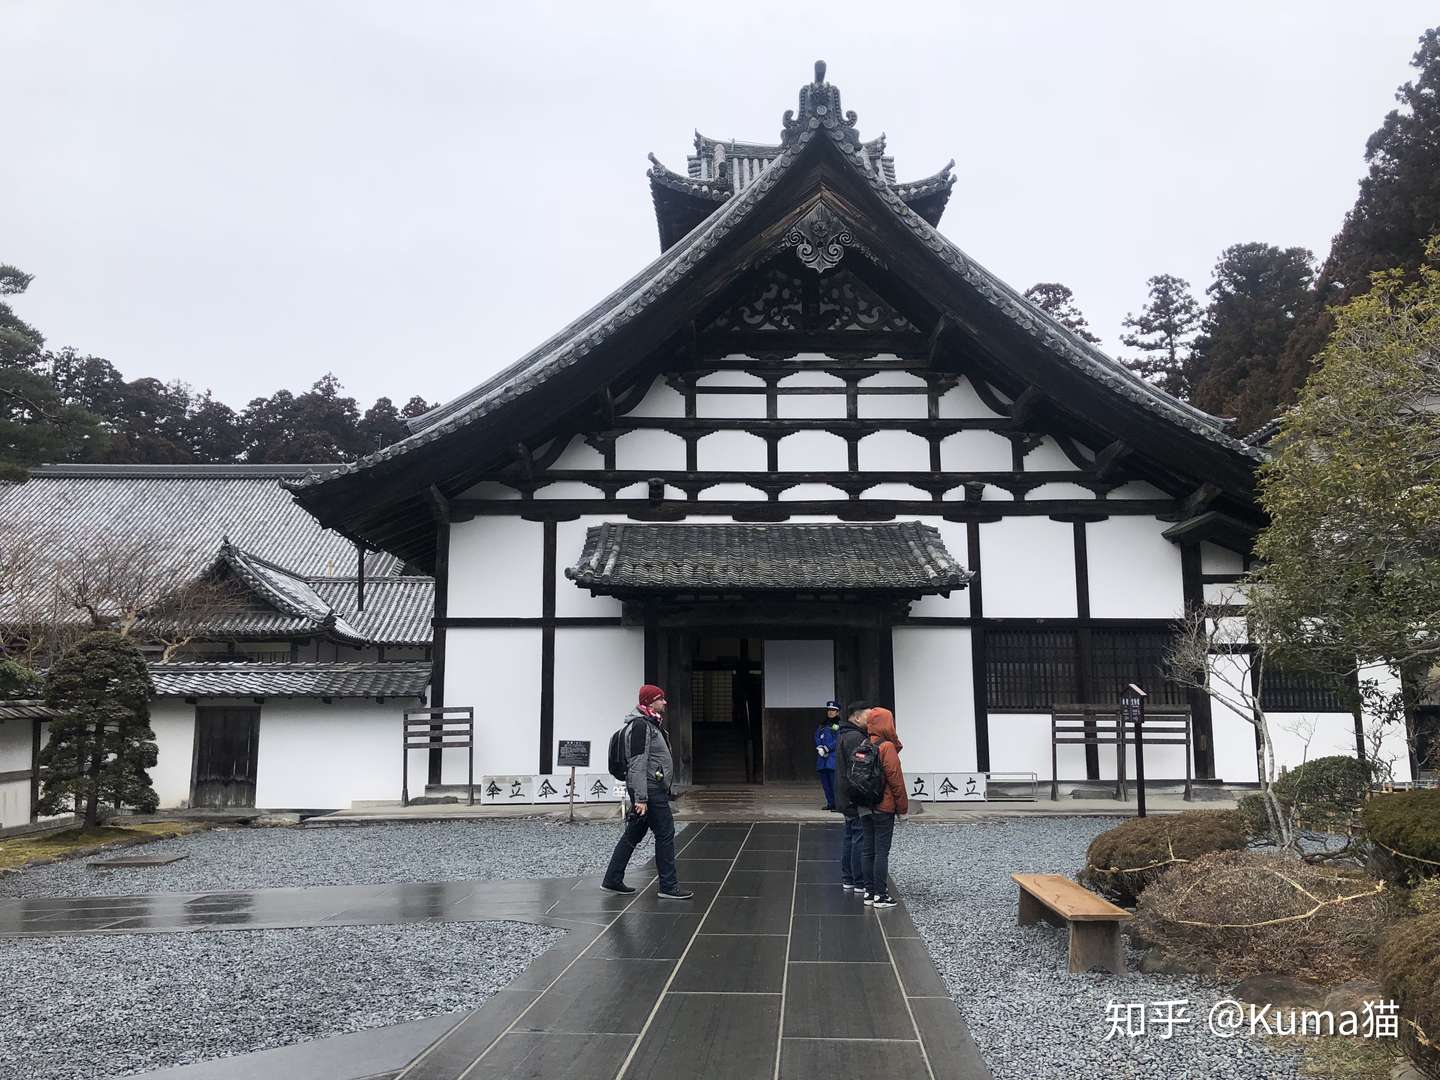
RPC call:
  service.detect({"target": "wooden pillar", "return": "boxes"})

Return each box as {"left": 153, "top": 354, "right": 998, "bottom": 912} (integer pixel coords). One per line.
{"left": 1180, "top": 543, "right": 1216, "bottom": 779}
{"left": 29, "top": 717, "right": 42, "bottom": 822}
{"left": 967, "top": 522, "right": 991, "bottom": 773}
{"left": 663, "top": 629, "right": 695, "bottom": 785}
{"left": 427, "top": 490, "right": 450, "bottom": 786}
{"left": 1073, "top": 521, "right": 1099, "bottom": 780}
{"left": 539, "top": 520, "right": 557, "bottom": 775}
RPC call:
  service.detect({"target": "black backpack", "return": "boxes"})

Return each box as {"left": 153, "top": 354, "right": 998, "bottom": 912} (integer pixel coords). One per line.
{"left": 607, "top": 720, "right": 636, "bottom": 781}
{"left": 846, "top": 740, "right": 887, "bottom": 807}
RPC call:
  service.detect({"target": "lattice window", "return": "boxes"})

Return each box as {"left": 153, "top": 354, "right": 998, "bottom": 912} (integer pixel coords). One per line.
{"left": 691, "top": 670, "right": 735, "bottom": 724}
{"left": 987, "top": 628, "right": 1079, "bottom": 709}
{"left": 1260, "top": 667, "right": 1353, "bottom": 713}
{"left": 1089, "top": 628, "right": 1188, "bottom": 706}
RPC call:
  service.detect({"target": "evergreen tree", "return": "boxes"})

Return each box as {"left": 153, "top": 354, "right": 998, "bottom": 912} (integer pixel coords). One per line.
{"left": 0, "top": 267, "right": 107, "bottom": 477}
{"left": 182, "top": 391, "right": 244, "bottom": 462}
{"left": 1188, "top": 243, "right": 1315, "bottom": 432}
{"left": 39, "top": 631, "right": 157, "bottom": 825}
{"left": 1120, "top": 274, "right": 1201, "bottom": 398}
{"left": 1279, "top": 28, "right": 1440, "bottom": 405}
{"left": 1023, "top": 282, "right": 1102, "bottom": 343}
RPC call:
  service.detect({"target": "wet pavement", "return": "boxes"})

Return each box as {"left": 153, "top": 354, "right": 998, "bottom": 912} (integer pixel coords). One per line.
{"left": 5, "top": 821, "right": 990, "bottom": 1080}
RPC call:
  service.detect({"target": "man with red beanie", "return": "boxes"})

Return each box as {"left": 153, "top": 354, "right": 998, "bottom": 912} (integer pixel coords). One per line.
{"left": 601, "top": 684, "right": 693, "bottom": 899}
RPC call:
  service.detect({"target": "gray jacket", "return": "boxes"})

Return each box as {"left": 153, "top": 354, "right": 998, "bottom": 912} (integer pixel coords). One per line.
{"left": 623, "top": 708, "right": 674, "bottom": 798}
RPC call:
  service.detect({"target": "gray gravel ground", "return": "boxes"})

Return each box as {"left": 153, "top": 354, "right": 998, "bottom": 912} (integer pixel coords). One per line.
{"left": 0, "top": 819, "right": 647, "bottom": 897}
{"left": 892, "top": 817, "right": 1305, "bottom": 1080}
{"left": 0, "top": 920, "right": 563, "bottom": 1080}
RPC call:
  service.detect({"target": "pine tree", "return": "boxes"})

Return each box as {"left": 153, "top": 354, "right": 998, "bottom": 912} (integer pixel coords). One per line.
{"left": 1189, "top": 243, "right": 1315, "bottom": 432}
{"left": 1023, "top": 282, "right": 1102, "bottom": 344}
{"left": 39, "top": 631, "right": 158, "bottom": 825}
{"left": 1120, "top": 274, "right": 1201, "bottom": 398}
{"left": 1278, "top": 28, "right": 1440, "bottom": 404}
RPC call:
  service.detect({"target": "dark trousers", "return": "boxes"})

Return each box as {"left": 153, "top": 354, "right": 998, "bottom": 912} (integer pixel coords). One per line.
{"left": 817, "top": 770, "right": 835, "bottom": 808}
{"left": 840, "top": 810, "right": 864, "bottom": 886}
{"left": 861, "top": 811, "right": 896, "bottom": 895}
{"left": 604, "top": 786, "right": 678, "bottom": 893}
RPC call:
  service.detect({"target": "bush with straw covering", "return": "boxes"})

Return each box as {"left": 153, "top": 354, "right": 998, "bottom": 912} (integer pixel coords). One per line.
{"left": 1379, "top": 912, "right": 1440, "bottom": 1079}
{"left": 1134, "top": 849, "right": 1398, "bottom": 983}
{"left": 1078, "top": 809, "right": 1248, "bottom": 904}
{"left": 1362, "top": 789, "right": 1440, "bottom": 884}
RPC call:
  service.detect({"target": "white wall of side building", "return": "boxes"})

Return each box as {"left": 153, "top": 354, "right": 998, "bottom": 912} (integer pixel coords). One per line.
{"left": 892, "top": 627, "right": 976, "bottom": 771}
{"left": 444, "top": 627, "right": 542, "bottom": 779}
{"left": 150, "top": 700, "right": 198, "bottom": 809}
{"left": 0, "top": 717, "right": 33, "bottom": 829}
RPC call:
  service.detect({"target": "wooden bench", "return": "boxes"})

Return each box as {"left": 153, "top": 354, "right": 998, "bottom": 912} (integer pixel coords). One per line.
{"left": 1012, "top": 873, "right": 1130, "bottom": 975}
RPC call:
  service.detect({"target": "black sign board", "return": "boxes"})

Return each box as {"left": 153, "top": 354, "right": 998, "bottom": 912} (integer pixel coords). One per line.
{"left": 557, "top": 740, "right": 591, "bottom": 768}
{"left": 1120, "top": 684, "right": 1148, "bottom": 818}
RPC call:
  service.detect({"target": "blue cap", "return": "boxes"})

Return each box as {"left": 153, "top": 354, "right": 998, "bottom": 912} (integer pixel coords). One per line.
{"left": 825, "top": 700, "right": 842, "bottom": 711}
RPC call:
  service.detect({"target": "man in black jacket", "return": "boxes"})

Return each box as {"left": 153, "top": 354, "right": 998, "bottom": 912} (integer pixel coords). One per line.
{"left": 833, "top": 700, "right": 873, "bottom": 892}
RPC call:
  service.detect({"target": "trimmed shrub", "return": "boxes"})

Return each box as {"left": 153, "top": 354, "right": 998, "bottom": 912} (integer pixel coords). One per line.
{"left": 1362, "top": 790, "right": 1440, "bottom": 884}
{"left": 1134, "top": 849, "right": 1398, "bottom": 983}
{"left": 1379, "top": 912, "right": 1440, "bottom": 1079}
{"left": 1078, "top": 810, "right": 1248, "bottom": 904}
{"left": 1275, "top": 754, "right": 1377, "bottom": 825}
{"left": 1412, "top": 878, "right": 1440, "bottom": 915}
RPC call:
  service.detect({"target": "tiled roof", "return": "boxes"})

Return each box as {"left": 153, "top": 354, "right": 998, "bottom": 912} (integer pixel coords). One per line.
{"left": 565, "top": 521, "right": 972, "bottom": 596}
{"left": 2, "top": 465, "right": 402, "bottom": 580}
{"left": 215, "top": 543, "right": 364, "bottom": 642}
{"left": 310, "top": 578, "right": 434, "bottom": 645}
{"left": 148, "top": 662, "right": 430, "bottom": 699}
{"left": 292, "top": 65, "right": 1254, "bottom": 502}
{"left": 0, "top": 700, "right": 57, "bottom": 721}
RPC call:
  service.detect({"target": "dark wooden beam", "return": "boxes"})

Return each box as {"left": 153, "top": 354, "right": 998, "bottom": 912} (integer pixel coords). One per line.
{"left": 1094, "top": 440, "right": 1130, "bottom": 481}
{"left": 1008, "top": 386, "right": 1042, "bottom": 427}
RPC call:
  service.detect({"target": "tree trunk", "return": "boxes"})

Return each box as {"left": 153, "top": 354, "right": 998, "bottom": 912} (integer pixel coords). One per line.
{"left": 83, "top": 720, "right": 104, "bottom": 827}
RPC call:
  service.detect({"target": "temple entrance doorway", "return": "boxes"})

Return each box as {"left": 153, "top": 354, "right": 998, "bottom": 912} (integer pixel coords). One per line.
{"left": 682, "top": 635, "right": 845, "bottom": 785}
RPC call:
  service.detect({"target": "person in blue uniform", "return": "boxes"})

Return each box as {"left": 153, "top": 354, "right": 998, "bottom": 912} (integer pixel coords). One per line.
{"left": 814, "top": 700, "right": 842, "bottom": 811}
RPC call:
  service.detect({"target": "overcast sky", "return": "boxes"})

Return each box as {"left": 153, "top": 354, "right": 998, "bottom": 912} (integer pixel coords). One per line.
{"left": 4, "top": 3, "right": 1434, "bottom": 411}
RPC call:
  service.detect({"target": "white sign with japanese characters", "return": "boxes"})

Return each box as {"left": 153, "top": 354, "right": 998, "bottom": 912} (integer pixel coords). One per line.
{"left": 934, "top": 772, "right": 987, "bottom": 801}
{"left": 581, "top": 774, "right": 623, "bottom": 803}
{"left": 481, "top": 775, "right": 533, "bottom": 805}
{"left": 531, "top": 775, "right": 565, "bottom": 803}
{"left": 907, "top": 773, "right": 935, "bottom": 802}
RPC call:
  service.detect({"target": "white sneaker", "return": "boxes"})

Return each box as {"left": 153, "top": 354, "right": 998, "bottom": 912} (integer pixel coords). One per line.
{"left": 863, "top": 892, "right": 875, "bottom": 906}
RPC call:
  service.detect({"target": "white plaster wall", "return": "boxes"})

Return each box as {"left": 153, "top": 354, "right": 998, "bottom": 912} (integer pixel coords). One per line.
{"left": 615, "top": 429, "right": 686, "bottom": 471}
{"left": 891, "top": 627, "right": 977, "bottom": 771}
{"left": 780, "top": 368, "right": 845, "bottom": 388}
{"left": 940, "top": 431, "right": 1013, "bottom": 471}
{"left": 858, "top": 394, "right": 927, "bottom": 420}
{"left": 780, "top": 483, "right": 848, "bottom": 501}
{"left": 1268, "top": 712, "right": 1361, "bottom": 772}
{"left": 553, "top": 626, "right": 644, "bottom": 771}
{"left": 697, "top": 483, "right": 766, "bottom": 501}
{"left": 937, "top": 378, "right": 1003, "bottom": 419}
{"left": 150, "top": 700, "right": 197, "bottom": 809}
{"left": 555, "top": 515, "right": 626, "bottom": 619}
{"left": 697, "top": 431, "right": 767, "bottom": 471}
{"left": 778, "top": 431, "right": 848, "bottom": 471}
{"left": 697, "top": 371, "right": 765, "bottom": 387}
{"left": 535, "top": 481, "right": 604, "bottom": 500}
{"left": 1028, "top": 483, "right": 1095, "bottom": 500}
{"left": 696, "top": 393, "right": 766, "bottom": 419}
{"left": 461, "top": 481, "right": 521, "bottom": 500}
{"left": 447, "top": 517, "right": 543, "bottom": 618}
{"left": 859, "top": 430, "right": 929, "bottom": 471}
{"left": 444, "top": 628, "right": 542, "bottom": 777}
{"left": 253, "top": 699, "right": 432, "bottom": 809}
{"left": 1108, "top": 481, "right": 1169, "bottom": 500}
{"left": 1360, "top": 664, "right": 1414, "bottom": 783}
{"left": 860, "top": 370, "right": 927, "bottom": 388}
{"left": 979, "top": 518, "right": 1077, "bottom": 618}
{"left": 907, "top": 518, "right": 971, "bottom": 618}
{"left": 550, "top": 435, "right": 605, "bottom": 470}
{"left": 0, "top": 719, "right": 31, "bottom": 828}
{"left": 778, "top": 394, "right": 847, "bottom": 419}
{"left": 764, "top": 640, "right": 835, "bottom": 708}
{"left": 1086, "top": 517, "right": 1185, "bottom": 620}
{"left": 1209, "top": 654, "right": 1259, "bottom": 782}
{"left": 1201, "top": 543, "right": 1246, "bottom": 574}
{"left": 987, "top": 714, "right": 1090, "bottom": 780}
{"left": 0, "top": 718, "right": 29, "bottom": 772}
{"left": 624, "top": 378, "right": 686, "bottom": 418}
{"left": 1023, "top": 437, "right": 1081, "bottom": 471}
{"left": 861, "top": 483, "right": 931, "bottom": 501}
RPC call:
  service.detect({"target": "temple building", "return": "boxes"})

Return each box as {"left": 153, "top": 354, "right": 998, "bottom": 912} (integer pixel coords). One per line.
{"left": 0, "top": 63, "right": 1411, "bottom": 821}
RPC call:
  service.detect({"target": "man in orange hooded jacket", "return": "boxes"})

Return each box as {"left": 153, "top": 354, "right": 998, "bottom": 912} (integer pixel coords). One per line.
{"left": 860, "top": 707, "right": 908, "bottom": 908}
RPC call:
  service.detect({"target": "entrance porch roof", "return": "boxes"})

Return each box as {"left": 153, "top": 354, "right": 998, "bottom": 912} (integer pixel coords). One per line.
{"left": 564, "top": 521, "right": 972, "bottom": 599}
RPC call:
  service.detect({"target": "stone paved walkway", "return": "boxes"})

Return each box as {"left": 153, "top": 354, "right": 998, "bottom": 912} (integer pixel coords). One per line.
{"left": 1, "top": 821, "right": 990, "bottom": 1080}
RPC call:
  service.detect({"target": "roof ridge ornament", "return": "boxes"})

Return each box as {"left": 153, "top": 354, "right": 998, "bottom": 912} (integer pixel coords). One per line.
{"left": 781, "top": 59, "right": 861, "bottom": 149}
